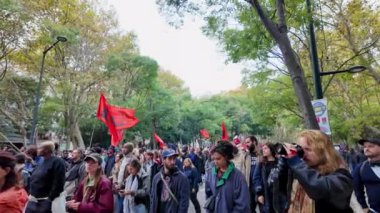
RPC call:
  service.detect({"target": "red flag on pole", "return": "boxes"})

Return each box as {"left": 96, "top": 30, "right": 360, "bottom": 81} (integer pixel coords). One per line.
{"left": 108, "top": 105, "right": 139, "bottom": 129}
{"left": 96, "top": 94, "right": 120, "bottom": 145}
{"left": 200, "top": 129, "right": 210, "bottom": 139}
{"left": 111, "top": 130, "right": 124, "bottom": 146}
{"left": 96, "top": 93, "right": 139, "bottom": 146}
{"left": 221, "top": 121, "right": 229, "bottom": 140}
{"left": 154, "top": 133, "right": 166, "bottom": 149}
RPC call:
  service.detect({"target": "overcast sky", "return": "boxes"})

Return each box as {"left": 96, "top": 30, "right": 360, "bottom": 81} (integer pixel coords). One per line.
{"left": 106, "top": 0, "right": 244, "bottom": 97}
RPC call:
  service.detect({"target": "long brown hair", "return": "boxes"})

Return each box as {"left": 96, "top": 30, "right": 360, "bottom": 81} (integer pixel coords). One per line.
{"left": 259, "top": 142, "right": 276, "bottom": 164}
{"left": 297, "top": 130, "right": 345, "bottom": 175}
{"left": 82, "top": 162, "right": 103, "bottom": 201}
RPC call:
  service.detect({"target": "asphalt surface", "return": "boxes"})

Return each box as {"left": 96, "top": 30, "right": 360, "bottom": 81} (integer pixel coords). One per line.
{"left": 188, "top": 183, "right": 206, "bottom": 213}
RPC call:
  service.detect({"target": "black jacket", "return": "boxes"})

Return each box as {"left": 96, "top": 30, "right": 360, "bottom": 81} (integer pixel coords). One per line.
{"left": 150, "top": 167, "right": 190, "bottom": 213}
{"left": 65, "top": 159, "right": 85, "bottom": 182}
{"left": 104, "top": 155, "right": 115, "bottom": 177}
{"left": 30, "top": 156, "right": 66, "bottom": 200}
{"left": 287, "top": 156, "right": 353, "bottom": 213}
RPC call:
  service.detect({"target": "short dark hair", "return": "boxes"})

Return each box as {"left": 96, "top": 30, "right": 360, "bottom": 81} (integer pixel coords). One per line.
{"left": 25, "top": 145, "right": 37, "bottom": 158}
{"left": 214, "top": 141, "right": 234, "bottom": 161}
{"left": 123, "top": 143, "right": 134, "bottom": 153}
{"left": 15, "top": 153, "right": 26, "bottom": 164}
{"left": 73, "top": 149, "right": 84, "bottom": 159}
{"left": 116, "top": 153, "right": 124, "bottom": 160}
{"left": 129, "top": 159, "right": 141, "bottom": 171}
{"left": 247, "top": 135, "right": 258, "bottom": 145}
{"left": 91, "top": 147, "right": 102, "bottom": 154}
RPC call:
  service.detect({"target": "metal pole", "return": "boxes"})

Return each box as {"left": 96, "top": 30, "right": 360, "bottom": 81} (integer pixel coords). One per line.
{"left": 29, "top": 51, "right": 47, "bottom": 144}
{"left": 29, "top": 40, "right": 61, "bottom": 145}
{"left": 89, "top": 124, "right": 96, "bottom": 148}
{"left": 306, "top": 0, "right": 323, "bottom": 99}
{"left": 0, "top": 131, "right": 22, "bottom": 153}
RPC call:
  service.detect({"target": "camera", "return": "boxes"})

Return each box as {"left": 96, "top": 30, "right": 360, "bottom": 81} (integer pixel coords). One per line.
{"left": 274, "top": 143, "right": 304, "bottom": 158}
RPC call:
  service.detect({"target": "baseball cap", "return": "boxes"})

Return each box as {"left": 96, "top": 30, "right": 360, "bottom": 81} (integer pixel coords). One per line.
{"left": 358, "top": 138, "right": 380, "bottom": 146}
{"left": 162, "top": 149, "right": 178, "bottom": 158}
{"left": 84, "top": 153, "right": 103, "bottom": 165}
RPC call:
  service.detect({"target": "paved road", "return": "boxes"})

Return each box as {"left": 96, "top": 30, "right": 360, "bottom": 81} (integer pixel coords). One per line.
{"left": 188, "top": 183, "right": 206, "bottom": 213}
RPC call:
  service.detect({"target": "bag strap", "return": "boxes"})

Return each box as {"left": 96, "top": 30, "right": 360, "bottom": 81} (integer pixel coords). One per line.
{"left": 160, "top": 173, "right": 179, "bottom": 205}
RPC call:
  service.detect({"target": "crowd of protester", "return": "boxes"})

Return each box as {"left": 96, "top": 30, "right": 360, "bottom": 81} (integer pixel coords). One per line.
{"left": 0, "top": 129, "right": 379, "bottom": 213}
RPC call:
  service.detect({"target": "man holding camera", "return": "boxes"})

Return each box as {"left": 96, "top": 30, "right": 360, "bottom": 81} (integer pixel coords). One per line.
{"left": 353, "top": 138, "right": 380, "bottom": 213}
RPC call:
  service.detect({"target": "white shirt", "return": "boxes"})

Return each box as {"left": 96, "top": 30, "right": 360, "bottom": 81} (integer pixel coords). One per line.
{"left": 117, "top": 154, "right": 134, "bottom": 186}
{"left": 371, "top": 165, "right": 380, "bottom": 179}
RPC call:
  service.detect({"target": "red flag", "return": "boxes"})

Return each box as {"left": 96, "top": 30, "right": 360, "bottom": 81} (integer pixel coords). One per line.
{"left": 108, "top": 105, "right": 139, "bottom": 129}
{"left": 154, "top": 133, "right": 166, "bottom": 149}
{"left": 200, "top": 129, "right": 210, "bottom": 139}
{"left": 111, "top": 130, "right": 124, "bottom": 146}
{"left": 96, "top": 93, "right": 139, "bottom": 146}
{"left": 96, "top": 93, "right": 110, "bottom": 124}
{"left": 96, "top": 94, "right": 120, "bottom": 145}
{"left": 221, "top": 121, "right": 228, "bottom": 140}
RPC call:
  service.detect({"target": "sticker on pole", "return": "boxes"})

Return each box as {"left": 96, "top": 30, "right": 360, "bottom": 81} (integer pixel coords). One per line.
{"left": 312, "top": 99, "right": 331, "bottom": 135}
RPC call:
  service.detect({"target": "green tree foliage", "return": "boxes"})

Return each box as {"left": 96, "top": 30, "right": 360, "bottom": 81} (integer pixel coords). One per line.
{"left": 2, "top": 0, "right": 379, "bottom": 149}
{"left": 0, "top": 73, "right": 38, "bottom": 144}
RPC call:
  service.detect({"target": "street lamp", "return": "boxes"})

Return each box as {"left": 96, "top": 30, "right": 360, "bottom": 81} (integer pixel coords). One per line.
{"left": 319, "top": 65, "right": 367, "bottom": 96}
{"left": 320, "top": 65, "right": 367, "bottom": 76}
{"left": 306, "top": 0, "right": 367, "bottom": 99}
{"left": 29, "top": 36, "right": 67, "bottom": 144}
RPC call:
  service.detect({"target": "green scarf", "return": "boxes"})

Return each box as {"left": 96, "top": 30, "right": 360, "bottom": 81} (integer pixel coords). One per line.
{"left": 212, "top": 162, "right": 235, "bottom": 187}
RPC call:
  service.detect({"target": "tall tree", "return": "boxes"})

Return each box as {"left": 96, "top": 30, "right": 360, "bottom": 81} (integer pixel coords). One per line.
{"left": 156, "top": 0, "right": 319, "bottom": 129}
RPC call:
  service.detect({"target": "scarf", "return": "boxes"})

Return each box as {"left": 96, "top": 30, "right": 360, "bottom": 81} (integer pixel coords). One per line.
{"left": 123, "top": 175, "right": 139, "bottom": 213}
{"left": 125, "top": 175, "right": 139, "bottom": 201}
{"left": 288, "top": 180, "right": 315, "bottom": 213}
{"left": 212, "top": 162, "right": 235, "bottom": 187}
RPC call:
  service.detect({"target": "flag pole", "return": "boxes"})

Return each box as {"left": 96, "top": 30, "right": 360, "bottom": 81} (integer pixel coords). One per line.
{"left": 89, "top": 124, "right": 95, "bottom": 148}
{"left": 0, "top": 131, "right": 22, "bottom": 153}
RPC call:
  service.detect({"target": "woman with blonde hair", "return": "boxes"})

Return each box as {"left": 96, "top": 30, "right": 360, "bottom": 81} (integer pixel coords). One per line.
{"left": 183, "top": 158, "right": 201, "bottom": 213}
{"left": 282, "top": 129, "right": 353, "bottom": 213}
{"left": 66, "top": 153, "right": 113, "bottom": 212}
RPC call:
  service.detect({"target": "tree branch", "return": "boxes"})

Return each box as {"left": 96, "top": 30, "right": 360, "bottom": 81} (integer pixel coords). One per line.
{"left": 249, "top": 0, "right": 281, "bottom": 40}
{"left": 276, "top": 0, "right": 287, "bottom": 32}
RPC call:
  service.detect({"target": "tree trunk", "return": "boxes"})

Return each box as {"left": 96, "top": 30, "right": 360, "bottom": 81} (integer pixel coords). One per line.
{"left": 250, "top": 0, "right": 319, "bottom": 129}
{"left": 277, "top": 35, "right": 319, "bottom": 129}
{"left": 71, "top": 122, "right": 85, "bottom": 148}
{"left": 20, "top": 127, "right": 28, "bottom": 147}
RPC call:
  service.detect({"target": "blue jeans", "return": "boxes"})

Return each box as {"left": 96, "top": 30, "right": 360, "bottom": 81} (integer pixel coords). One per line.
{"left": 134, "top": 204, "right": 147, "bottom": 213}
{"left": 116, "top": 194, "right": 124, "bottom": 213}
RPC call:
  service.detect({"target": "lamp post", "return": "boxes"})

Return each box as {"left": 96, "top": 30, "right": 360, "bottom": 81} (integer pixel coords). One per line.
{"left": 319, "top": 65, "right": 367, "bottom": 76}
{"left": 306, "top": 0, "right": 323, "bottom": 99}
{"left": 29, "top": 36, "right": 67, "bottom": 144}
{"left": 321, "top": 65, "right": 367, "bottom": 96}
{"left": 306, "top": 0, "right": 367, "bottom": 99}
